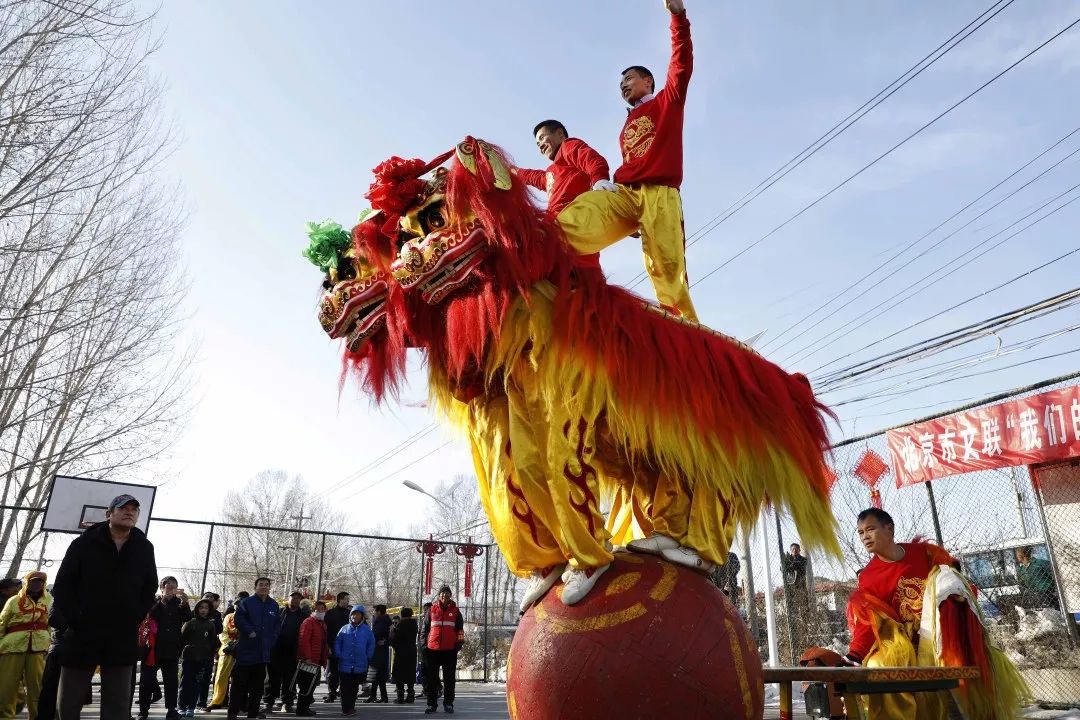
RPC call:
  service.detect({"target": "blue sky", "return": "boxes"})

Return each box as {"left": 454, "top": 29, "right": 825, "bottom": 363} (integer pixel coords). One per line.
{"left": 141, "top": 1, "right": 1080, "bottom": 551}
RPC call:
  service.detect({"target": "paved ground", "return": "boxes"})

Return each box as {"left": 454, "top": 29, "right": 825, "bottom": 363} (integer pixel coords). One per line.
{"left": 67, "top": 684, "right": 1080, "bottom": 719}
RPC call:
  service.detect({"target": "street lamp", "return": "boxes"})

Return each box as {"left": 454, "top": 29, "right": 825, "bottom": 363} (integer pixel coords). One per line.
{"left": 402, "top": 480, "right": 453, "bottom": 510}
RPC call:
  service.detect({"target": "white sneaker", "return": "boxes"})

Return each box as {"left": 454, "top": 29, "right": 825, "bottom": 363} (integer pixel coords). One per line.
{"left": 626, "top": 534, "right": 680, "bottom": 556}
{"left": 560, "top": 564, "right": 611, "bottom": 605}
{"left": 661, "top": 545, "right": 716, "bottom": 573}
{"left": 519, "top": 564, "right": 566, "bottom": 612}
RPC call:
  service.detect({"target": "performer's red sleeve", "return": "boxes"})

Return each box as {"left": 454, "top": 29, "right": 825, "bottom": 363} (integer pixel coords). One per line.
{"left": 514, "top": 168, "right": 547, "bottom": 191}
{"left": 560, "top": 139, "right": 610, "bottom": 185}
{"left": 847, "top": 616, "right": 874, "bottom": 662}
{"left": 664, "top": 11, "right": 693, "bottom": 104}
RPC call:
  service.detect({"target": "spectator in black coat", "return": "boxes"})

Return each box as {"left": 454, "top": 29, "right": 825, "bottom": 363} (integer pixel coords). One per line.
{"left": 389, "top": 607, "right": 419, "bottom": 704}
{"left": 263, "top": 590, "right": 308, "bottom": 713}
{"left": 364, "top": 605, "right": 391, "bottom": 703}
{"left": 138, "top": 576, "right": 192, "bottom": 719}
{"left": 322, "top": 591, "right": 350, "bottom": 703}
{"left": 52, "top": 494, "right": 158, "bottom": 720}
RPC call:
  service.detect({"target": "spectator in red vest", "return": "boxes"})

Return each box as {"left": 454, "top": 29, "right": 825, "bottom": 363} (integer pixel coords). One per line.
{"left": 421, "top": 586, "right": 464, "bottom": 715}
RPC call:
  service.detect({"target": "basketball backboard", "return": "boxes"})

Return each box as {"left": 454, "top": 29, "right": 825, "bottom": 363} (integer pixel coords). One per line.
{"left": 42, "top": 475, "right": 156, "bottom": 534}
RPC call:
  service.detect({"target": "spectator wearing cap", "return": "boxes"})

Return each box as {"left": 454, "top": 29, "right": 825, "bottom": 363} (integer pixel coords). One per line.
{"left": 263, "top": 590, "right": 308, "bottom": 713}
{"left": 333, "top": 605, "right": 374, "bottom": 716}
{"left": 52, "top": 493, "right": 157, "bottom": 720}
{"left": 421, "top": 585, "right": 464, "bottom": 715}
{"left": 322, "top": 591, "right": 351, "bottom": 703}
{"left": 138, "top": 576, "right": 192, "bottom": 719}
{"left": 229, "top": 577, "right": 281, "bottom": 719}
{"left": 0, "top": 570, "right": 51, "bottom": 718}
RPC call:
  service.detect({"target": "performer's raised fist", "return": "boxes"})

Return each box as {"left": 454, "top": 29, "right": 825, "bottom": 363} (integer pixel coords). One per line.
{"left": 665, "top": 0, "right": 686, "bottom": 14}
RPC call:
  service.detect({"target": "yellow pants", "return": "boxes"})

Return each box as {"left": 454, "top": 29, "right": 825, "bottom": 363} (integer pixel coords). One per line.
{"left": 210, "top": 652, "right": 234, "bottom": 707}
{"left": 557, "top": 185, "right": 698, "bottom": 321}
{"left": 0, "top": 652, "right": 44, "bottom": 719}
{"left": 860, "top": 618, "right": 948, "bottom": 720}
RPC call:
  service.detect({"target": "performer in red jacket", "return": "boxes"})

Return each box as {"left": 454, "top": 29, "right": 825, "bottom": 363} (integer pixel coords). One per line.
{"left": 515, "top": 120, "right": 611, "bottom": 269}
{"left": 557, "top": 0, "right": 699, "bottom": 320}
{"left": 294, "top": 600, "right": 329, "bottom": 717}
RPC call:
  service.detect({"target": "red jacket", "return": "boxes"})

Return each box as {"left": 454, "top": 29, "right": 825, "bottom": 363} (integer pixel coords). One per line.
{"left": 517, "top": 138, "right": 610, "bottom": 215}
{"left": 614, "top": 11, "right": 692, "bottom": 189}
{"left": 297, "top": 615, "right": 328, "bottom": 666}
{"left": 846, "top": 542, "right": 956, "bottom": 661}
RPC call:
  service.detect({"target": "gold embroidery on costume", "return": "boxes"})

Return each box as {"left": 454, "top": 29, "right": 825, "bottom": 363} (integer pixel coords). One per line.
{"left": 895, "top": 577, "right": 926, "bottom": 622}
{"left": 622, "top": 116, "right": 655, "bottom": 161}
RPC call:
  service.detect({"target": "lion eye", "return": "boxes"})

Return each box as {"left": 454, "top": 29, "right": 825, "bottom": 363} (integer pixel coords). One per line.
{"left": 420, "top": 201, "right": 447, "bottom": 234}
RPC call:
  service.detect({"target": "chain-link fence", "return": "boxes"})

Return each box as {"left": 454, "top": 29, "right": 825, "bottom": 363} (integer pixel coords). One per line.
{"left": 11, "top": 512, "right": 506, "bottom": 683}
{"left": 733, "top": 375, "right": 1080, "bottom": 707}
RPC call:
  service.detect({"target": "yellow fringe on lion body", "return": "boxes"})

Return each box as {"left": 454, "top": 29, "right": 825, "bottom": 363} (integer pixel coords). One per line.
{"left": 484, "top": 283, "right": 841, "bottom": 564}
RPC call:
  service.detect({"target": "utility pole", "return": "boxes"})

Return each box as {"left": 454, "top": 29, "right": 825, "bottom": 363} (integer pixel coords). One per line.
{"left": 288, "top": 504, "right": 312, "bottom": 593}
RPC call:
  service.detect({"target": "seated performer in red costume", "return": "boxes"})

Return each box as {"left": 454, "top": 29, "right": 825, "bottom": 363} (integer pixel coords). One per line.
{"left": 843, "top": 508, "right": 1028, "bottom": 720}
{"left": 514, "top": 120, "right": 612, "bottom": 269}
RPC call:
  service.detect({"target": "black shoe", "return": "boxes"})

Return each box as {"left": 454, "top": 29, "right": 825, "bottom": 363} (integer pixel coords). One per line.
{"left": 152, "top": 690, "right": 164, "bottom": 704}
{"left": 321, "top": 693, "right": 336, "bottom": 703}
{"left": 283, "top": 705, "right": 293, "bottom": 714}
{"left": 167, "top": 710, "right": 182, "bottom": 720}
{"left": 406, "top": 697, "right": 415, "bottom": 704}
{"left": 362, "top": 697, "right": 376, "bottom": 704}
{"left": 444, "top": 704, "right": 454, "bottom": 714}
{"left": 425, "top": 708, "right": 437, "bottom": 715}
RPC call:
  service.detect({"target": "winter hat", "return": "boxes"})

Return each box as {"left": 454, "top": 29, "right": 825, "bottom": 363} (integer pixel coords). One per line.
{"left": 350, "top": 604, "right": 366, "bottom": 616}
{"left": 438, "top": 585, "right": 451, "bottom": 595}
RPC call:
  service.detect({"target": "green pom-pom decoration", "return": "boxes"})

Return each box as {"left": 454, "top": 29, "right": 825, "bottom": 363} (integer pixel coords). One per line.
{"left": 302, "top": 219, "right": 352, "bottom": 273}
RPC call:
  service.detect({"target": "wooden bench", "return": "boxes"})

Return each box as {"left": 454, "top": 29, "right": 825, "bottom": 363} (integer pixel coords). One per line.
{"left": 762, "top": 665, "right": 980, "bottom": 719}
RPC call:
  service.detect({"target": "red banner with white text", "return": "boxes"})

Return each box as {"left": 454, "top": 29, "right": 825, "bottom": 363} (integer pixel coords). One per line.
{"left": 886, "top": 383, "right": 1080, "bottom": 488}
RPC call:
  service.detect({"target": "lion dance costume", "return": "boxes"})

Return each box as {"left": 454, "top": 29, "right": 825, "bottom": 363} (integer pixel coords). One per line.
{"left": 305, "top": 136, "right": 840, "bottom": 607}
{"left": 845, "top": 540, "right": 1029, "bottom": 719}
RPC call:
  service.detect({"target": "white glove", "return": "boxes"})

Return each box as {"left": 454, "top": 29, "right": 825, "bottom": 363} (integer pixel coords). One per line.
{"left": 592, "top": 180, "right": 619, "bottom": 192}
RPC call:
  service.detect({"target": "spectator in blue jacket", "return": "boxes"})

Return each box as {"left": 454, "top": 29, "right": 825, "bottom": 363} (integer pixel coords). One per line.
{"left": 333, "top": 605, "right": 374, "bottom": 716}
{"left": 227, "top": 577, "right": 280, "bottom": 719}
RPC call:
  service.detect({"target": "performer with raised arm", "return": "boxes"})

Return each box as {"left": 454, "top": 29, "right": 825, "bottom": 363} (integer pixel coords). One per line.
{"left": 844, "top": 508, "right": 1029, "bottom": 720}
{"left": 557, "top": 0, "right": 699, "bottom": 320}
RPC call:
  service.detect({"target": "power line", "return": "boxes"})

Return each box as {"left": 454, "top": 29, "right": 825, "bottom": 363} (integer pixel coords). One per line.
{"left": 787, "top": 182, "right": 1080, "bottom": 367}
{"left": 688, "top": 13, "right": 1080, "bottom": 291}
{"left": 829, "top": 345, "right": 1080, "bottom": 408}
{"left": 622, "top": 0, "right": 1019, "bottom": 290}
{"left": 761, "top": 126, "right": 1080, "bottom": 354}
{"left": 320, "top": 422, "right": 438, "bottom": 498}
{"left": 812, "top": 286, "right": 1080, "bottom": 389}
{"left": 818, "top": 322, "right": 1080, "bottom": 396}
{"left": 334, "top": 441, "right": 455, "bottom": 504}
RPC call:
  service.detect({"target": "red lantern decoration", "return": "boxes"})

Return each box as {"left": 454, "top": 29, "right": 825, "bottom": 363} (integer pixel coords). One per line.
{"left": 853, "top": 449, "right": 889, "bottom": 509}
{"left": 416, "top": 534, "right": 446, "bottom": 595}
{"left": 454, "top": 536, "right": 485, "bottom": 598}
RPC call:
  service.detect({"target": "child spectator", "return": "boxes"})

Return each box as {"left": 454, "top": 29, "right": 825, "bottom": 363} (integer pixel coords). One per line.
{"left": 178, "top": 599, "right": 218, "bottom": 717}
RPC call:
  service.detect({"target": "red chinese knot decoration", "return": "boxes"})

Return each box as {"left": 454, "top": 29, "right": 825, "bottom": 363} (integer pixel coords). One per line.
{"left": 416, "top": 534, "right": 446, "bottom": 596}
{"left": 853, "top": 449, "right": 889, "bottom": 509}
{"left": 454, "top": 536, "right": 485, "bottom": 598}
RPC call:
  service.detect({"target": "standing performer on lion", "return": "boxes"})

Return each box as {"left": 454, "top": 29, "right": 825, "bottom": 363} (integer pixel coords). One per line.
{"left": 843, "top": 508, "right": 1029, "bottom": 720}
{"left": 557, "top": 0, "right": 698, "bottom": 320}
{"left": 514, "top": 119, "right": 613, "bottom": 268}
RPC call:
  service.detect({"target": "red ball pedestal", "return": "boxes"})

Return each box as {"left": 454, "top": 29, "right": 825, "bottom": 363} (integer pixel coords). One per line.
{"left": 507, "top": 553, "right": 764, "bottom": 719}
